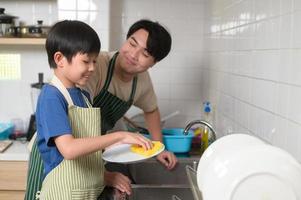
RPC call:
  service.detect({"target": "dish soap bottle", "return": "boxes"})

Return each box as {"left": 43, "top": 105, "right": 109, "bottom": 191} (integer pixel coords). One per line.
{"left": 190, "top": 127, "right": 203, "bottom": 155}
{"left": 201, "top": 101, "right": 213, "bottom": 152}
{"left": 201, "top": 127, "right": 209, "bottom": 152}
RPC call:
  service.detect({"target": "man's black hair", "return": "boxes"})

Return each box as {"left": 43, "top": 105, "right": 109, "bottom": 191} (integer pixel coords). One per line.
{"left": 46, "top": 20, "right": 101, "bottom": 68}
{"left": 127, "top": 19, "right": 172, "bottom": 62}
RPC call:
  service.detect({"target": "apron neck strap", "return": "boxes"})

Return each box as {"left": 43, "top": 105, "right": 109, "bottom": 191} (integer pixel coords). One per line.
{"left": 102, "top": 51, "right": 137, "bottom": 103}
{"left": 81, "top": 93, "right": 92, "bottom": 108}
{"left": 103, "top": 52, "right": 118, "bottom": 90}
{"left": 50, "top": 75, "right": 74, "bottom": 106}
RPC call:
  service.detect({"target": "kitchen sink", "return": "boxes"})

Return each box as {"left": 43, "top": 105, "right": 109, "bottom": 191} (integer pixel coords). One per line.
{"left": 129, "top": 185, "right": 192, "bottom": 200}
{"left": 128, "top": 157, "right": 198, "bottom": 185}
{"left": 105, "top": 156, "right": 200, "bottom": 200}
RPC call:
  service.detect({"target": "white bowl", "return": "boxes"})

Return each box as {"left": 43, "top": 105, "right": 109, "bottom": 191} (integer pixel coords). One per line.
{"left": 197, "top": 134, "right": 301, "bottom": 200}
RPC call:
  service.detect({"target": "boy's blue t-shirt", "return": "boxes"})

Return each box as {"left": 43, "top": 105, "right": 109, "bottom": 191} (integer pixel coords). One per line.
{"left": 36, "top": 84, "right": 91, "bottom": 178}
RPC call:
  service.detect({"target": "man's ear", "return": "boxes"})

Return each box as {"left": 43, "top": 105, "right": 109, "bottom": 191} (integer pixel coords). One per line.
{"left": 150, "top": 60, "right": 157, "bottom": 68}
{"left": 53, "top": 52, "right": 65, "bottom": 68}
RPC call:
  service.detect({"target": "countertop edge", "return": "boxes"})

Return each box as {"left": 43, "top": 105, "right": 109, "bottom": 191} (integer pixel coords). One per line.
{"left": 0, "top": 140, "right": 29, "bottom": 161}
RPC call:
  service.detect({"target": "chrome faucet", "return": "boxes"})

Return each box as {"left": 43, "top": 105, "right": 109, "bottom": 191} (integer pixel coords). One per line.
{"left": 183, "top": 120, "right": 216, "bottom": 141}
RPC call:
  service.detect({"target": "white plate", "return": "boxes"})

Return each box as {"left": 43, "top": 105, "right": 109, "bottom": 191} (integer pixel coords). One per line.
{"left": 102, "top": 143, "right": 165, "bottom": 164}
{"left": 197, "top": 133, "right": 265, "bottom": 187}
{"left": 197, "top": 134, "right": 301, "bottom": 200}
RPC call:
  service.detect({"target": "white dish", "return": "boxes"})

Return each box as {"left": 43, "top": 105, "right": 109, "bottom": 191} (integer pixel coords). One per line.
{"left": 197, "top": 134, "right": 301, "bottom": 200}
{"left": 197, "top": 134, "right": 265, "bottom": 186}
{"left": 102, "top": 143, "right": 165, "bottom": 164}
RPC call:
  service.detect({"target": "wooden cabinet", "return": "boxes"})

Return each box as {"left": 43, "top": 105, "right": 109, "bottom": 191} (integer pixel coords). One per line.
{"left": 0, "top": 161, "right": 28, "bottom": 200}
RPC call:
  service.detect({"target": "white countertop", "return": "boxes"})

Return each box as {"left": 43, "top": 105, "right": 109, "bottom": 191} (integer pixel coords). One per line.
{"left": 0, "top": 140, "right": 29, "bottom": 161}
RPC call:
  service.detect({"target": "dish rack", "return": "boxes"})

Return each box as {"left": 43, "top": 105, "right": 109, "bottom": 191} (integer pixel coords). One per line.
{"left": 185, "top": 165, "right": 203, "bottom": 200}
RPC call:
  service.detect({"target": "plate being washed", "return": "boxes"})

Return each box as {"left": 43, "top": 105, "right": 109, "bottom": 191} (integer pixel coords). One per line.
{"left": 102, "top": 143, "right": 165, "bottom": 164}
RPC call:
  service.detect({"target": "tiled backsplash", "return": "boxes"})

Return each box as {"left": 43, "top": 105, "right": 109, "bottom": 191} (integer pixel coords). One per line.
{"left": 203, "top": 0, "right": 301, "bottom": 161}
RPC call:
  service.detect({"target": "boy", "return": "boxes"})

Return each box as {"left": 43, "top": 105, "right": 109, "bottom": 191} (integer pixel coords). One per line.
{"left": 35, "top": 20, "right": 152, "bottom": 199}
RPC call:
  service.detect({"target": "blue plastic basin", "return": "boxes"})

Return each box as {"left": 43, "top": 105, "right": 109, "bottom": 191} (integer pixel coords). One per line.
{"left": 162, "top": 128, "right": 194, "bottom": 153}
{"left": 0, "top": 123, "right": 14, "bottom": 140}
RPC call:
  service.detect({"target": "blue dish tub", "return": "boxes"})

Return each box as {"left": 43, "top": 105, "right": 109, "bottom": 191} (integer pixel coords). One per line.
{"left": 0, "top": 123, "right": 14, "bottom": 140}
{"left": 142, "top": 128, "right": 194, "bottom": 153}
{"left": 162, "top": 128, "right": 194, "bottom": 153}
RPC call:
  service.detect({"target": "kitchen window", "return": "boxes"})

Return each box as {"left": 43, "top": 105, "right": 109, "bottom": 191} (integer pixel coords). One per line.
{"left": 0, "top": 54, "right": 21, "bottom": 80}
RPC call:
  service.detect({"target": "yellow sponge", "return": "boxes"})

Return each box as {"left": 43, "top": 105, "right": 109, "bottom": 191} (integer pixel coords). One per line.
{"left": 130, "top": 141, "right": 163, "bottom": 157}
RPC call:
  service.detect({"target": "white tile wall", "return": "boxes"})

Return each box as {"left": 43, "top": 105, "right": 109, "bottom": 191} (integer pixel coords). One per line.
{"left": 204, "top": 0, "right": 301, "bottom": 161}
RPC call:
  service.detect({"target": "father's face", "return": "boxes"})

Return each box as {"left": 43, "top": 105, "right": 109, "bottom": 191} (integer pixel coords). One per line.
{"left": 119, "top": 29, "right": 156, "bottom": 75}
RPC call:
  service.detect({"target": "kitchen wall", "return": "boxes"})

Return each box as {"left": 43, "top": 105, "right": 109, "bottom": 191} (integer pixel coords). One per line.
{"left": 0, "top": 0, "right": 56, "bottom": 130}
{"left": 0, "top": 0, "right": 204, "bottom": 133}
{"left": 0, "top": 0, "right": 110, "bottom": 130}
{"left": 2, "top": 0, "right": 301, "bottom": 162}
{"left": 202, "top": 0, "right": 301, "bottom": 161}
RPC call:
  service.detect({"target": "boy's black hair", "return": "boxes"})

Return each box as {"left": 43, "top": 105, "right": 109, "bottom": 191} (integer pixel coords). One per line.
{"left": 126, "top": 19, "right": 172, "bottom": 62}
{"left": 46, "top": 20, "right": 101, "bottom": 68}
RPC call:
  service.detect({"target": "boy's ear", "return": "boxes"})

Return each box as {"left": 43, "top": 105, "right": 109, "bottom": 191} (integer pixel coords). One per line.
{"left": 53, "top": 52, "right": 65, "bottom": 68}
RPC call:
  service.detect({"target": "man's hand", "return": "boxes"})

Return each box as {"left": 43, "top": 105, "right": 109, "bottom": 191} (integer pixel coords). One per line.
{"left": 104, "top": 171, "right": 132, "bottom": 195}
{"left": 156, "top": 150, "right": 177, "bottom": 170}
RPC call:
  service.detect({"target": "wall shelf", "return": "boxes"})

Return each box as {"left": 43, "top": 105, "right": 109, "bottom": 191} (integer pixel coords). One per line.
{"left": 0, "top": 38, "right": 46, "bottom": 45}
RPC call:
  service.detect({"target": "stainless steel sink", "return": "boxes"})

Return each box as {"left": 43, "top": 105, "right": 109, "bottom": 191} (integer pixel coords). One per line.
{"left": 128, "top": 157, "right": 198, "bottom": 184}
{"left": 126, "top": 157, "right": 200, "bottom": 200}
{"left": 129, "top": 185, "right": 192, "bottom": 200}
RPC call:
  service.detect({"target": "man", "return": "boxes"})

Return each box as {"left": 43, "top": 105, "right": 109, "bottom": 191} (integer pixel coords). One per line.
{"left": 85, "top": 19, "right": 178, "bottom": 195}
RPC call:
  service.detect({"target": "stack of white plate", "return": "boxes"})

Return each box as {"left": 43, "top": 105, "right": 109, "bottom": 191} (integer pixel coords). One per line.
{"left": 197, "top": 134, "right": 301, "bottom": 200}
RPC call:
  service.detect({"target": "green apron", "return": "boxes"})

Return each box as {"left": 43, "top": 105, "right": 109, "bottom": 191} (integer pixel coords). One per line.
{"left": 25, "top": 52, "right": 137, "bottom": 200}
{"left": 25, "top": 139, "right": 43, "bottom": 200}
{"left": 93, "top": 52, "right": 137, "bottom": 133}
{"left": 36, "top": 76, "right": 104, "bottom": 200}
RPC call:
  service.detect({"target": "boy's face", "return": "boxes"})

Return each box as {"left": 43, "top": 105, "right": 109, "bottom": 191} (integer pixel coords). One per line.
{"left": 118, "top": 29, "right": 156, "bottom": 75}
{"left": 60, "top": 52, "right": 98, "bottom": 87}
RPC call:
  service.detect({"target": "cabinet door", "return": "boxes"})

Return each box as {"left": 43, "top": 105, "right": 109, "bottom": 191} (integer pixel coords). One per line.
{"left": 0, "top": 191, "right": 25, "bottom": 200}
{"left": 0, "top": 161, "right": 28, "bottom": 200}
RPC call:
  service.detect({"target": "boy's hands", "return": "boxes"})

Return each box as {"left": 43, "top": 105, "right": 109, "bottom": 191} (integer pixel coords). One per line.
{"left": 120, "top": 132, "right": 153, "bottom": 151}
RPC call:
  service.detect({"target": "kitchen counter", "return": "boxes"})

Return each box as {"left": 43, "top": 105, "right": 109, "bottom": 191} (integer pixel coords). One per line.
{"left": 0, "top": 140, "right": 29, "bottom": 161}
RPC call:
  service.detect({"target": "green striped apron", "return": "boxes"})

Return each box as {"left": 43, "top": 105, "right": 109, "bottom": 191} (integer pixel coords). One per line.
{"left": 25, "top": 52, "right": 137, "bottom": 200}
{"left": 25, "top": 137, "right": 43, "bottom": 200}
{"left": 36, "top": 76, "right": 104, "bottom": 200}
{"left": 93, "top": 52, "right": 137, "bottom": 133}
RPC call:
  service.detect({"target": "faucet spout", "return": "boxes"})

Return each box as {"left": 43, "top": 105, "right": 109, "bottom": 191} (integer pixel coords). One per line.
{"left": 183, "top": 120, "right": 216, "bottom": 141}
